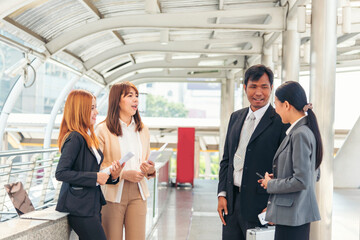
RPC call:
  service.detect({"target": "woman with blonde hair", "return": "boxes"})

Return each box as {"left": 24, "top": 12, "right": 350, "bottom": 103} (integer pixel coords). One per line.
{"left": 97, "top": 82, "right": 155, "bottom": 240}
{"left": 55, "top": 89, "right": 123, "bottom": 240}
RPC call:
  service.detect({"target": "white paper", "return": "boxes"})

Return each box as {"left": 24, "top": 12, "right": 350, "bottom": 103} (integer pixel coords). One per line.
{"left": 100, "top": 152, "right": 134, "bottom": 175}
{"left": 258, "top": 211, "right": 268, "bottom": 225}
{"left": 148, "top": 143, "right": 168, "bottom": 162}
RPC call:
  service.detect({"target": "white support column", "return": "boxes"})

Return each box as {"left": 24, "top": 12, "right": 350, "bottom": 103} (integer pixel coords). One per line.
{"left": 2, "top": 132, "right": 8, "bottom": 151}
{"left": 194, "top": 137, "right": 200, "bottom": 179}
{"left": 262, "top": 46, "right": 274, "bottom": 70}
{"left": 94, "top": 87, "right": 103, "bottom": 97}
{"left": 241, "top": 86, "right": 250, "bottom": 109}
{"left": 241, "top": 66, "right": 250, "bottom": 109}
{"left": 219, "top": 77, "right": 234, "bottom": 159}
{"left": 309, "top": 0, "right": 337, "bottom": 239}
{"left": 43, "top": 75, "right": 81, "bottom": 150}
{"left": 0, "top": 58, "right": 43, "bottom": 151}
{"left": 97, "top": 86, "right": 110, "bottom": 113}
{"left": 199, "top": 136, "right": 211, "bottom": 179}
{"left": 282, "top": 0, "right": 300, "bottom": 82}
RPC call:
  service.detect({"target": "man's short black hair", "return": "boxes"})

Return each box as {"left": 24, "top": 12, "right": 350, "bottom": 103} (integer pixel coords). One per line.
{"left": 244, "top": 64, "right": 274, "bottom": 86}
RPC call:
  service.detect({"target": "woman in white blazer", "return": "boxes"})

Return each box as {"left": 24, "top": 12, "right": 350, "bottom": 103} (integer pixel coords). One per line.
{"left": 258, "top": 81, "right": 323, "bottom": 240}
{"left": 96, "top": 82, "right": 155, "bottom": 240}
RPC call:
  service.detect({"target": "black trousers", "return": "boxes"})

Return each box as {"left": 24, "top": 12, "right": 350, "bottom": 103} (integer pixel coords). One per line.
{"left": 222, "top": 187, "right": 262, "bottom": 240}
{"left": 275, "top": 223, "right": 310, "bottom": 240}
{"left": 68, "top": 200, "right": 106, "bottom": 240}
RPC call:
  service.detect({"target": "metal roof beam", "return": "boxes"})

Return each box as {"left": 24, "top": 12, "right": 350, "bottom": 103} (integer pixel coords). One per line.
{"left": 0, "top": 0, "right": 38, "bottom": 19}
{"left": 337, "top": 45, "right": 360, "bottom": 55}
{"left": 111, "top": 31, "right": 136, "bottom": 63}
{"left": 110, "top": 69, "right": 227, "bottom": 85}
{"left": 45, "top": 8, "right": 285, "bottom": 53}
{"left": 105, "top": 57, "right": 243, "bottom": 84}
{"left": 288, "top": 0, "right": 308, "bottom": 20}
{"left": 85, "top": 37, "right": 263, "bottom": 70}
{"left": 2, "top": 16, "right": 46, "bottom": 44}
{"left": 126, "top": 72, "right": 225, "bottom": 85}
{"left": 337, "top": 33, "right": 360, "bottom": 45}
{"left": 132, "top": 78, "right": 222, "bottom": 86}
{"left": 145, "top": 0, "right": 162, "bottom": 14}
{"left": 337, "top": 54, "right": 360, "bottom": 61}
{"left": 264, "top": 32, "right": 281, "bottom": 49}
{"left": 219, "top": 0, "right": 224, "bottom": 10}
{"left": 78, "top": 0, "right": 103, "bottom": 19}
{"left": 76, "top": 0, "right": 137, "bottom": 63}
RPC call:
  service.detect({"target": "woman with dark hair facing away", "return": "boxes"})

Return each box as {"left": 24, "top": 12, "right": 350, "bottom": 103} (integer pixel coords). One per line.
{"left": 258, "top": 81, "right": 322, "bottom": 240}
{"left": 55, "top": 89, "right": 123, "bottom": 240}
{"left": 96, "top": 82, "right": 155, "bottom": 240}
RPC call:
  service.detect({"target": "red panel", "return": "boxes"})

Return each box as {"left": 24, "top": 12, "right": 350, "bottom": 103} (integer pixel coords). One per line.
{"left": 176, "top": 127, "right": 195, "bottom": 186}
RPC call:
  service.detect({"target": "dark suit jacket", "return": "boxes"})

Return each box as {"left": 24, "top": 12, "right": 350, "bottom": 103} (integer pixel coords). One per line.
{"left": 56, "top": 131, "right": 117, "bottom": 217}
{"left": 218, "top": 105, "right": 288, "bottom": 222}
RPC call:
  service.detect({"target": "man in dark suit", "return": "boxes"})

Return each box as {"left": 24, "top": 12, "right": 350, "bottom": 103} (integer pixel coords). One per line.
{"left": 217, "top": 64, "right": 288, "bottom": 240}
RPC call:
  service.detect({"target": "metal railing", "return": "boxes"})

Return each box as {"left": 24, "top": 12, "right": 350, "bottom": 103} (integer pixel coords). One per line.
{"left": 0, "top": 148, "right": 60, "bottom": 221}
{"left": 0, "top": 148, "right": 174, "bottom": 225}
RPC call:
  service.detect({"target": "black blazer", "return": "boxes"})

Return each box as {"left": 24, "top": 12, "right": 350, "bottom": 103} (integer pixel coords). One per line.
{"left": 56, "top": 131, "right": 116, "bottom": 217}
{"left": 218, "top": 105, "right": 288, "bottom": 222}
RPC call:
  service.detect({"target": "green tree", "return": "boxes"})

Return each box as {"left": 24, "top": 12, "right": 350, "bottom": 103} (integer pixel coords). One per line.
{"left": 145, "top": 94, "right": 188, "bottom": 118}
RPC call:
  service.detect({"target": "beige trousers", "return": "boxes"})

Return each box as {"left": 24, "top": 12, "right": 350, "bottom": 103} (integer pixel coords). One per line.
{"left": 101, "top": 181, "right": 147, "bottom": 240}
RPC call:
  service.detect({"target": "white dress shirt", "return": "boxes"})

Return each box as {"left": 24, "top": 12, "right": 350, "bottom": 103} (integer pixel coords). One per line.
{"left": 115, "top": 117, "right": 146, "bottom": 202}
{"left": 88, "top": 130, "right": 101, "bottom": 186}
{"left": 219, "top": 103, "right": 270, "bottom": 197}
{"left": 286, "top": 115, "right": 306, "bottom": 135}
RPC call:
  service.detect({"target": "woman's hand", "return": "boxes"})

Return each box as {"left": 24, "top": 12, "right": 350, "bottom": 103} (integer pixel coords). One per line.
{"left": 97, "top": 172, "right": 110, "bottom": 185}
{"left": 110, "top": 160, "right": 125, "bottom": 180}
{"left": 257, "top": 172, "right": 274, "bottom": 189}
{"left": 140, "top": 160, "right": 155, "bottom": 175}
{"left": 123, "top": 170, "right": 144, "bottom": 183}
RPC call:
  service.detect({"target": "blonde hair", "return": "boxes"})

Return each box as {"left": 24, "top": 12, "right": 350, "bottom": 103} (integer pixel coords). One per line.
{"left": 58, "top": 89, "right": 99, "bottom": 151}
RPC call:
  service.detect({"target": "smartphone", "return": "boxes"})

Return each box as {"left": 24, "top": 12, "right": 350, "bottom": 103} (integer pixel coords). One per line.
{"left": 256, "top": 172, "right": 264, "bottom": 179}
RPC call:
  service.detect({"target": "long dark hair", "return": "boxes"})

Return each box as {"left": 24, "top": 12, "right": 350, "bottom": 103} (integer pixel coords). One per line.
{"left": 275, "top": 81, "right": 323, "bottom": 169}
{"left": 105, "top": 82, "right": 143, "bottom": 136}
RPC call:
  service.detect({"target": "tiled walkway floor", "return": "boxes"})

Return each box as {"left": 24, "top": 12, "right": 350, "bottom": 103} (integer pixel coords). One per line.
{"left": 147, "top": 179, "right": 360, "bottom": 240}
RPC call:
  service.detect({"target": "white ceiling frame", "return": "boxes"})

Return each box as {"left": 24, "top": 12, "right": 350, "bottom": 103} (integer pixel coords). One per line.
{"left": 85, "top": 37, "right": 263, "bottom": 70}
{"left": 2, "top": 16, "right": 46, "bottom": 44}
{"left": 78, "top": 0, "right": 103, "bottom": 18}
{"left": 337, "top": 54, "right": 360, "bottom": 61}
{"left": 145, "top": 0, "right": 162, "bottom": 14}
{"left": 45, "top": 8, "right": 285, "bottom": 54}
{"left": 105, "top": 57, "right": 243, "bottom": 83}
{"left": 77, "top": 0, "right": 136, "bottom": 64}
{"left": 207, "top": 0, "right": 225, "bottom": 42}
{"left": 0, "top": 33, "right": 105, "bottom": 87}
{"left": 337, "top": 45, "right": 360, "bottom": 55}
{"left": 0, "top": 0, "right": 38, "bottom": 19}
{"left": 132, "top": 78, "right": 222, "bottom": 86}
{"left": 350, "top": 8, "right": 360, "bottom": 24}
{"left": 110, "top": 69, "right": 227, "bottom": 85}
{"left": 335, "top": 60, "right": 360, "bottom": 69}
{"left": 300, "top": 59, "right": 360, "bottom": 71}
{"left": 218, "top": 0, "right": 224, "bottom": 11}
{"left": 287, "top": 0, "right": 308, "bottom": 20}
{"left": 343, "top": 23, "right": 360, "bottom": 34}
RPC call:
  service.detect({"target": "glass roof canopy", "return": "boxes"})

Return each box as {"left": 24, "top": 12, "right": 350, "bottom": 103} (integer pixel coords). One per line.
{"left": 1, "top": 0, "right": 360, "bottom": 150}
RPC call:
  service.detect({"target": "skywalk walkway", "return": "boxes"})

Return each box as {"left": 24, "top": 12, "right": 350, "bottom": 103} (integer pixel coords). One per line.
{"left": 147, "top": 179, "right": 360, "bottom": 240}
